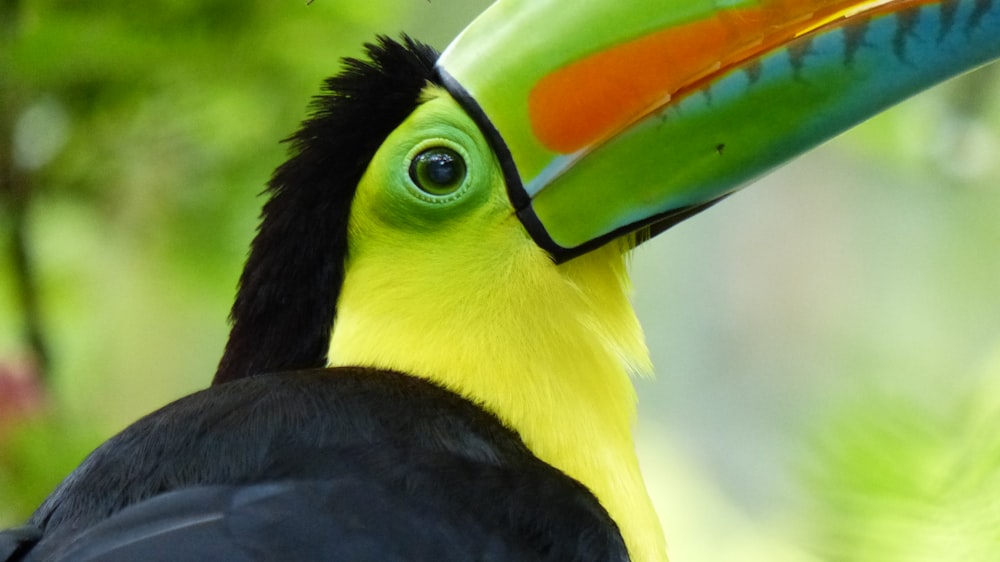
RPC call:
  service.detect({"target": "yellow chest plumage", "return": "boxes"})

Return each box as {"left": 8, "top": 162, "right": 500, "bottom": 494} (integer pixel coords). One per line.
{"left": 329, "top": 228, "right": 666, "bottom": 562}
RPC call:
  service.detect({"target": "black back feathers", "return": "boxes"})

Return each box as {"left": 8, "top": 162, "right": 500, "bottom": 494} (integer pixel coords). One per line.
{"left": 14, "top": 369, "right": 628, "bottom": 562}
{"left": 215, "top": 37, "right": 440, "bottom": 385}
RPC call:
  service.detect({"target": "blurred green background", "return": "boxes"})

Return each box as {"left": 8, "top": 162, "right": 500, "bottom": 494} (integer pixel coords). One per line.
{"left": 1, "top": 1, "right": 999, "bottom": 560}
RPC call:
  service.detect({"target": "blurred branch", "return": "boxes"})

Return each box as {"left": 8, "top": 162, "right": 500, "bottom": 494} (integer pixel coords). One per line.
{"left": 0, "top": 0, "right": 20, "bottom": 39}
{"left": 0, "top": 0, "right": 51, "bottom": 380}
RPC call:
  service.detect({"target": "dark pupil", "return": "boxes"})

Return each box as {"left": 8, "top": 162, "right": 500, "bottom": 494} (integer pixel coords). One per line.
{"left": 425, "top": 154, "right": 456, "bottom": 184}
{"left": 410, "top": 148, "right": 466, "bottom": 195}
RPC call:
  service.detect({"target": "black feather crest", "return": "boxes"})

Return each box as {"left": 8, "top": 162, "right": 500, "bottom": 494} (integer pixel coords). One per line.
{"left": 215, "top": 36, "right": 440, "bottom": 384}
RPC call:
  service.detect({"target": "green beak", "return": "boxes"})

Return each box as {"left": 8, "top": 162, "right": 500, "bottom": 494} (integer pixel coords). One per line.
{"left": 437, "top": 0, "right": 1000, "bottom": 263}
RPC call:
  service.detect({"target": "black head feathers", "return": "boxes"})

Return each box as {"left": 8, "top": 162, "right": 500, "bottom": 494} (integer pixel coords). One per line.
{"left": 215, "top": 36, "right": 440, "bottom": 384}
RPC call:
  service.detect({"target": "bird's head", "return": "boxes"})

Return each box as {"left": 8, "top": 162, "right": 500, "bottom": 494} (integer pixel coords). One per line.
{"left": 218, "top": 2, "right": 1000, "bottom": 561}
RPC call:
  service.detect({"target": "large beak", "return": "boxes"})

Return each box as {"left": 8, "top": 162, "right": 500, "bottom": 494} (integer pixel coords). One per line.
{"left": 437, "top": 0, "right": 1000, "bottom": 263}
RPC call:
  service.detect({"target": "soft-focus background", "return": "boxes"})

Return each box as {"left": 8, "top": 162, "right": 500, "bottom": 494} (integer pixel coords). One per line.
{"left": 2, "top": 2, "right": 999, "bottom": 560}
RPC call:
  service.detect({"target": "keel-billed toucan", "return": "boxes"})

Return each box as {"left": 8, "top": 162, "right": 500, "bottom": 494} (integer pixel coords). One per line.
{"left": 3, "top": 1, "right": 999, "bottom": 561}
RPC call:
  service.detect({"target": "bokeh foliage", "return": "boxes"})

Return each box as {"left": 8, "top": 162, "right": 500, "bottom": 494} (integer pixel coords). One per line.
{"left": 1, "top": 1, "right": 1000, "bottom": 560}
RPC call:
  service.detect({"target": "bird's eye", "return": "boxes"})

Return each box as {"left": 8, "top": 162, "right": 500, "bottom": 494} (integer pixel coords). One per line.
{"left": 408, "top": 147, "right": 467, "bottom": 196}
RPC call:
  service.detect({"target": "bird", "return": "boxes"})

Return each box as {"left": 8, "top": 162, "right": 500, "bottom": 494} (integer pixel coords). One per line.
{"left": 2, "top": 1, "right": 998, "bottom": 561}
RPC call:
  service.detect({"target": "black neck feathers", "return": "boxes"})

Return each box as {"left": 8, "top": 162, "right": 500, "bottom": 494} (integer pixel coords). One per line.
{"left": 215, "top": 36, "right": 440, "bottom": 385}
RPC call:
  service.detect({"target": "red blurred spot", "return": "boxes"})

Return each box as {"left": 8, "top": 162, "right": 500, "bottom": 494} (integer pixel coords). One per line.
{"left": 0, "top": 358, "right": 47, "bottom": 435}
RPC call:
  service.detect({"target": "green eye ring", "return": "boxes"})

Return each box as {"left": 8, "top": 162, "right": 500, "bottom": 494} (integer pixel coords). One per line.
{"left": 408, "top": 147, "right": 467, "bottom": 196}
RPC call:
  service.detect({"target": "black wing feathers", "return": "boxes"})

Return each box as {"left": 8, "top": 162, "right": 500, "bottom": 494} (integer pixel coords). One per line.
{"left": 0, "top": 527, "right": 40, "bottom": 562}
{"left": 11, "top": 369, "right": 627, "bottom": 561}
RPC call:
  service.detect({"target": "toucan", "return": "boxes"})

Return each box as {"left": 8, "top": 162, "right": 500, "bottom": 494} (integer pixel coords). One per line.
{"left": 2, "top": 1, "right": 999, "bottom": 561}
